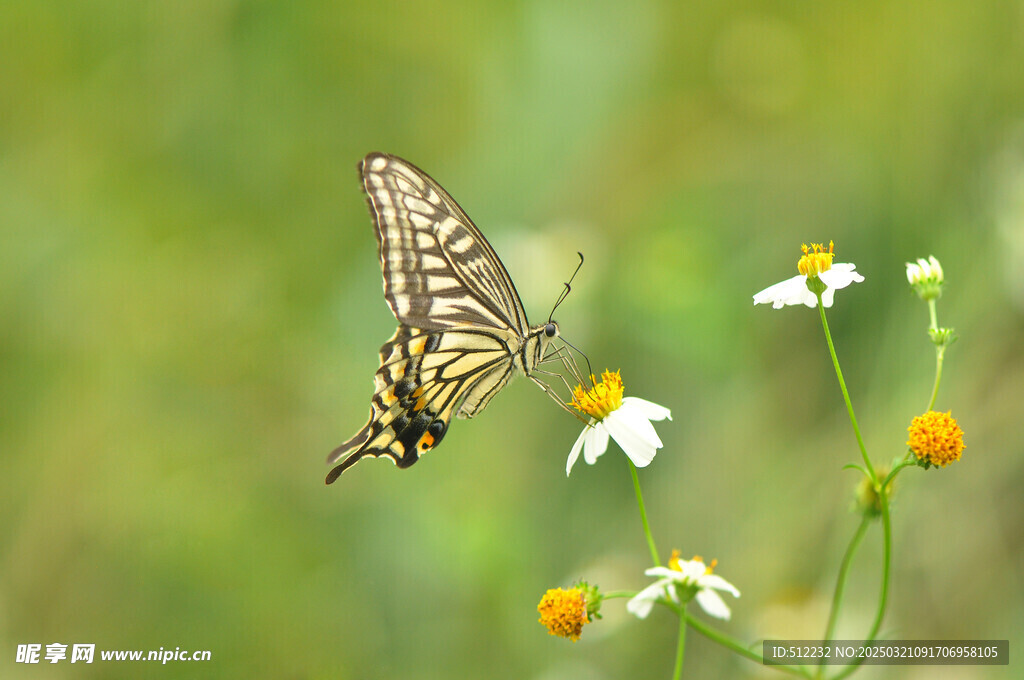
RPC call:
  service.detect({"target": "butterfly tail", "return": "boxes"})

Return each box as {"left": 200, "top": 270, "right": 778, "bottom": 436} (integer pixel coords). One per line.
{"left": 325, "top": 424, "right": 372, "bottom": 484}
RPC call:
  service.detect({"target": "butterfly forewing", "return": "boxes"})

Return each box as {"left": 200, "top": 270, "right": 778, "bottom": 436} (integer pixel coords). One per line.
{"left": 327, "top": 153, "right": 557, "bottom": 483}
{"left": 362, "top": 153, "right": 530, "bottom": 333}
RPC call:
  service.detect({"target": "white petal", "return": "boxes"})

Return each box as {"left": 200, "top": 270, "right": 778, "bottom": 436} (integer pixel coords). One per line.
{"left": 786, "top": 279, "right": 817, "bottom": 307}
{"left": 819, "top": 263, "right": 864, "bottom": 308}
{"left": 695, "top": 588, "right": 732, "bottom": 620}
{"left": 608, "top": 404, "right": 663, "bottom": 448}
{"left": 625, "top": 595, "right": 656, "bottom": 619}
{"left": 799, "top": 288, "right": 819, "bottom": 307}
{"left": 699, "top": 574, "right": 740, "bottom": 598}
{"left": 819, "top": 263, "right": 864, "bottom": 290}
{"left": 753, "top": 275, "right": 805, "bottom": 308}
{"left": 582, "top": 422, "right": 610, "bottom": 465}
{"left": 753, "top": 275, "right": 819, "bottom": 309}
{"left": 604, "top": 412, "right": 660, "bottom": 468}
{"left": 622, "top": 396, "right": 672, "bottom": 421}
{"left": 644, "top": 567, "right": 682, "bottom": 580}
{"left": 626, "top": 582, "right": 666, "bottom": 619}
{"left": 819, "top": 287, "right": 836, "bottom": 308}
{"left": 566, "top": 426, "right": 589, "bottom": 476}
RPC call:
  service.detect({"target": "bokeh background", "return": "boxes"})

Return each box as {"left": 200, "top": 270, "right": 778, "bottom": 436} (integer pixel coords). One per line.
{"left": 2, "top": 1, "right": 1022, "bottom": 678}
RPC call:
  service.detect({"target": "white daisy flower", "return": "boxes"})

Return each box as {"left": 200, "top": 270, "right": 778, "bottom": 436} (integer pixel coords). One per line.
{"left": 565, "top": 370, "right": 671, "bottom": 476}
{"left": 753, "top": 241, "right": 864, "bottom": 309}
{"left": 627, "top": 550, "right": 740, "bottom": 621}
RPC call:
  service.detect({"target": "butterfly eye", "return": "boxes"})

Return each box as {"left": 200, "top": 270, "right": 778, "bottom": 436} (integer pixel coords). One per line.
{"left": 544, "top": 322, "right": 558, "bottom": 338}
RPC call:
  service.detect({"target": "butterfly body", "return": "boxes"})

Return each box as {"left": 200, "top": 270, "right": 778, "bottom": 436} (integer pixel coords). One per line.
{"left": 327, "top": 153, "right": 558, "bottom": 483}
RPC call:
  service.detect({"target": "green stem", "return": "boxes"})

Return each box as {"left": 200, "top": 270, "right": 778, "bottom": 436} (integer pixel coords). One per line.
{"left": 925, "top": 298, "right": 944, "bottom": 412}
{"left": 817, "top": 516, "right": 871, "bottom": 679}
{"left": 884, "top": 459, "right": 913, "bottom": 488}
{"left": 926, "top": 345, "right": 945, "bottom": 413}
{"left": 683, "top": 613, "right": 812, "bottom": 678}
{"left": 816, "top": 293, "right": 875, "bottom": 482}
{"left": 672, "top": 608, "right": 687, "bottom": 680}
{"left": 628, "top": 459, "right": 661, "bottom": 567}
{"left": 601, "top": 590, "right": 638, "bottom": 600}
{"left": 639, "top": 600, "right": 810, "bottom": 677}
{"left": 829, "top": 486, "right": 893, "bottom": 680}
{"left": 868, "top": 489, "right": 894, "bottom": 652}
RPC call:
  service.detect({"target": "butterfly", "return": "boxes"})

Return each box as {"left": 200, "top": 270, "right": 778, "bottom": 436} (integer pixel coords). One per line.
{"left": 327, "top": 153, "right": 568, "bottom": 483}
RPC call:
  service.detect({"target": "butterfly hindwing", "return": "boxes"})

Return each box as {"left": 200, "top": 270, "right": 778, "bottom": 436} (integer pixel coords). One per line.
{"left": 326, "top": 324, "right": 522, "bottom": 483}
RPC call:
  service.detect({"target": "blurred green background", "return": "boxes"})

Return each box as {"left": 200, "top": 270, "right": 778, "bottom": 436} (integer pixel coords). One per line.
{"left": 2, "top": 1, "right": 1022, "bottom": 678}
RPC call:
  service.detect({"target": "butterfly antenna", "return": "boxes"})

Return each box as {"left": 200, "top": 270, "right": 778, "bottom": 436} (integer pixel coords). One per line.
{"left": 547, "top": 252, "right": 585, "bottom": 324}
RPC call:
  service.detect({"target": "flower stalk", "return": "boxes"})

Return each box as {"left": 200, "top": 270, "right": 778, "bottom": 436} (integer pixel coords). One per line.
{"left": 816, "top": 292, "right": 875, "bottom": 482}
{"left": 830, "top": 489, "right": 892, "bottom": 680}
{"left": 672, "top": 608, "right": 686, "bottom": 680}
{"left": 629, "top": 459, "right": 661, "bottom": 567}
{"left": 818, "top": 515, "right": 870, "bottom": 679}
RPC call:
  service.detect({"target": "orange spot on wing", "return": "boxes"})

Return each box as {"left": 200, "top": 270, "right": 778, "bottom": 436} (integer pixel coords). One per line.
{"left": 420, "top": 431, "right": 435, "bottom": 450}
{"left": 408, "top": 337, "right": 427, "bottom": 355}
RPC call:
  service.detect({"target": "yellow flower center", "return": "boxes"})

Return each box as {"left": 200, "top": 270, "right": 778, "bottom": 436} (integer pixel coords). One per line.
{"left": 571, "top": 370, "right": 624, "bottom": 420}
{"left": 797, "top": 241, "right": 835, "bottom": 277}
{"left": 907, "top": 410, "right": 965, "bottom": 468}
{"left": 537, "top": 587, "right": 589, "bottom": 642}
{"left": 667, "top": 549, "right": 718, "bottom": 577}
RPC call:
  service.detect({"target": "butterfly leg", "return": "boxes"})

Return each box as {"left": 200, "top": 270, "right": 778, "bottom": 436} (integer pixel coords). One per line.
{"left": 529, "top": 374, "right": 588, "bottom": 424}
{"left": 540, "top": 346, "right": 593, "bottom": 393}
{"left": 531, "top": 365, "right": 579, "bottom": 403}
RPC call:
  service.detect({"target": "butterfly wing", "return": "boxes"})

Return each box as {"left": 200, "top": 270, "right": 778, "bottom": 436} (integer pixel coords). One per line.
{"left": 326, "top": 325, "right": 522, "bottom": 483}
{"left": 328, "top": 154, "right": 542, "bottom": 482}
{"left": 361, "top": 152, "right": 530, "bottom": 333}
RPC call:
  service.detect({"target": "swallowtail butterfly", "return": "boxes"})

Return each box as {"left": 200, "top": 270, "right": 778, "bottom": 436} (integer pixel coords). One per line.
{"left": 327, "top": 153, "right": 562, "bottom": 483}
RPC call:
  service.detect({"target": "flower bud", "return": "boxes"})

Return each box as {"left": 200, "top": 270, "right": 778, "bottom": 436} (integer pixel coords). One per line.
{"left": 906, "top": 255, "right": 944, "bottom": 300}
